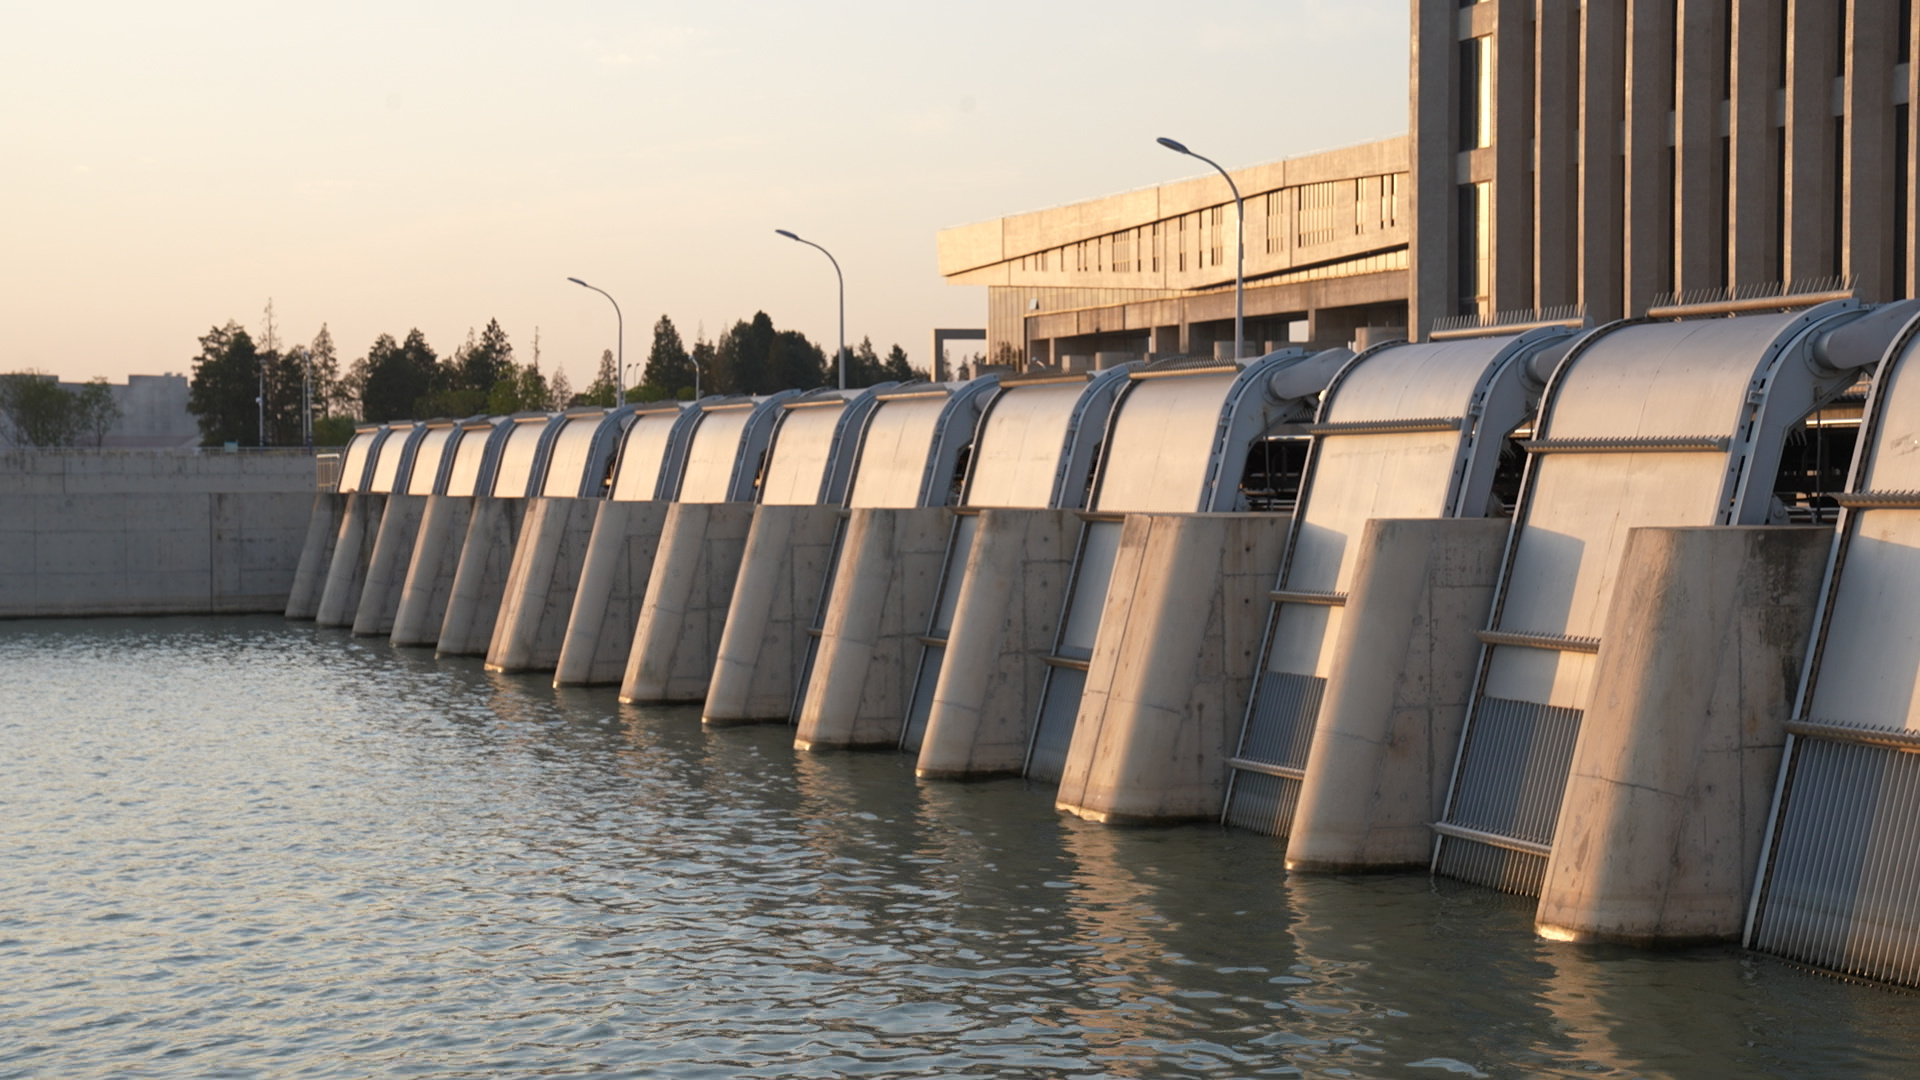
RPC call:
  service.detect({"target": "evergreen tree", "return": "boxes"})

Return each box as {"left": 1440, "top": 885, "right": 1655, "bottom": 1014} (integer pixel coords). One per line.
{"left": 686, "top": 339, "right": 715, "bottom": 400}
{"left": 360, "top": 329, "right": 438, "bottom": 422}
{"left": 460, "top": 318, "right": 514, "bottom": 394}
{"left": 845, "top": 337, "right": 887, "bottom": 388}
{"left": 639, "top": 316, "right": 694, "bottom": 400}
{"left": 549, "top": 366, "right": 573, "bottom": 410}
{"left": 187, "top": 322, "right": 263, "bottom": 445}
{"left": 883, "top": 343, "right": 922, "bottom": 383}
{"left": 768, "top": 330, "right": 828, "bottom": 391}
{"left": 582, "top": 349, "right": 619, "bottom": 406}
{"left": 308, "top": 325, "right": 346, "bottom": 418}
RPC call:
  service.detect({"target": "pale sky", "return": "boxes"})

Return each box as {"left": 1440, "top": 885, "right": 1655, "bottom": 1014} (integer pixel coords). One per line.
{"left": 1, "top": 0, "right": 1407, "bottom": 392}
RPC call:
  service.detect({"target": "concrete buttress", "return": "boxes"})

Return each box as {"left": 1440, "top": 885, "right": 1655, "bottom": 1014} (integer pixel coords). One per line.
{"left": 794, "top": 507, "right": 955, "bottom": 750}
{"left": 916, "top": 508, "right": 1079, "bottom": 778}
{"left": 1055, "top": 512, "right": 1289, "bottom": 824}
{"left": 1284, "top": 517, "right": 1508, "bottom": 871}
{"left": 702, "top": 505, "right": 845, "bottom": 725}
{"left": 487, "top": 497, "right": 601, "bottom": 673}
{"left": 286, "top": 492, "right": 345, "bottom": 620}
{"left": 553, "top": 501, "right": 672, "bottom": 686}
{"left": 352, "top": 493, "right": 426, "bottom": 637}
{"left": 619, "top": 502, "right": 756, "bottom": 703}
{"left": 436, "top": 496, "right": 526, "bottom": 656}
{"left": 390, "top": 494, "right": 474, "bottom": 648}
{"left": 1534, "top": 525, "right": 1830, "bottom": 946}
{"left": 315, "top": 493, "right": 386, "bottom": 628}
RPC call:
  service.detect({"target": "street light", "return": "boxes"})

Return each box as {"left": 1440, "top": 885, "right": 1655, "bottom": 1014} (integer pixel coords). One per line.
{"left": 775, "top": 229, "right": 845, "bottom": 390}
{"left": 1157, "top": 136, "right": 1244, "bottom": 364}
{"left": 567, "top": 277, "right": 625, "bottom": 403}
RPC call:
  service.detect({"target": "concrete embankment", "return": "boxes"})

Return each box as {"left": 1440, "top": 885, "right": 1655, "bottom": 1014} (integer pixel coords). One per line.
{"left": 1, "top": 449, "right": 315, "bottom": 618}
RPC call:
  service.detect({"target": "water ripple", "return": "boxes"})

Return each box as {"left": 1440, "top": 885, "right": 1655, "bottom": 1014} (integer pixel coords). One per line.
{"left": 0, "top": 616, "right": 1915, "bottom": 1078}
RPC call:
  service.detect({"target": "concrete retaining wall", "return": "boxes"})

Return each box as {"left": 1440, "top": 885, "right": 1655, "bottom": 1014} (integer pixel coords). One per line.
{"left": 0, "top": 450, "right": 315, "bottom": 618}
{"left": 437, "top": 496, "right": 526, "bottom": 657}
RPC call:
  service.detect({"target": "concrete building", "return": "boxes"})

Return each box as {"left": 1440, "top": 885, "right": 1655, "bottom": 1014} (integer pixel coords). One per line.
{"left": 1413, "top": 0, "right": 1918, "bottom": 336}
{"left": 943, "top": 2, "right": 1920, "bottom": 348}
{"left": 937, "top": 139, "right": 1412, "bottom": 368}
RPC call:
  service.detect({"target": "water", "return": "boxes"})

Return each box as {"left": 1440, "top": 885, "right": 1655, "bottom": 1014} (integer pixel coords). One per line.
{"left": 1, "top": 617, "right": 1916, "bottom": 1079}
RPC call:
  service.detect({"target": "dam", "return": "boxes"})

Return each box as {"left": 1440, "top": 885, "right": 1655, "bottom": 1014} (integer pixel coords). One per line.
{"left": 267, "top": 293, "right": 1920, "bottom": 990}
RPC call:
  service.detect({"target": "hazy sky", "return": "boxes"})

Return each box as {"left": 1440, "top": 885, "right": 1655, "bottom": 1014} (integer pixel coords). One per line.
{"left": 1, "top": 1, "right": 1406, "bottom": 391}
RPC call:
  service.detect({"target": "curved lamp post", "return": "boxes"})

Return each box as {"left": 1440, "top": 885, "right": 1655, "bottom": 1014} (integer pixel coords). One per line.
{"left": 567, "top": 277, "right": 625, "bottom": 402}
{"left": 775, "top": 229, "right": 845, "bottom": 390}
{"left": 1158, "top": 137, "right": 1244, "bottom": 364}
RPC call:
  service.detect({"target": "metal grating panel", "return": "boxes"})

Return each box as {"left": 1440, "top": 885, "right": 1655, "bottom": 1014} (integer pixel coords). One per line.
{"left": 1434, "top": 836, "right": 1548, "bottom": 897}
{"left": 1027, "top": 667, "right": 1087, "bottom": 783}
{"left": 900, "top": 644, "right": 944, "bottom": 751}
{"left": 1436, "top": 696, "right": 1583, "bottom": 895}
{"left": 1224, "top": 771, "right": 1302, "bottom": 836}
{"left": 1221, "top": 672, "right": 1325, "bottom": 838}
{"left": 1754, "top": 738, "right": 1920, "bottom": 984}
{"left": 1240, "top": 671, "right": 1325, "bottom": 770}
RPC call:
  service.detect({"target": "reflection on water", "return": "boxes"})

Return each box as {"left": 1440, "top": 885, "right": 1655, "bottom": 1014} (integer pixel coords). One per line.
{"left": 0, "top": 616, "right": 1915, "bottom": 1079}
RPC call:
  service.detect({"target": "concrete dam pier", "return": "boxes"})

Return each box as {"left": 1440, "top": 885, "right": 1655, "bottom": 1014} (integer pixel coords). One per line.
{"left": 281, "top": 294, "right": 1920, "bottom": 988}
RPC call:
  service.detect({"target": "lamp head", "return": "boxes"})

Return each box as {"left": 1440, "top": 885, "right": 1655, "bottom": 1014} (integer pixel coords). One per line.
{"left": 567, "top": 277, "right": 587, "bottom": 286}
{"left": 775, "top": 229, "right": 800, "bottom": 241}
{"left": 1156, "top": 136, "right": 1191, "bottom": 155}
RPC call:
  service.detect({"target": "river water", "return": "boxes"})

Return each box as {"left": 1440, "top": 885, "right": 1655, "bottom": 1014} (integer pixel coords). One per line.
{"left": 1, "top": 616, "right": 1916, "bottom": 1079}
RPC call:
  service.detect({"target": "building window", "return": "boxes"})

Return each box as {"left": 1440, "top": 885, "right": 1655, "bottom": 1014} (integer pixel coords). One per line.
{"left": 1210, "top": 207, "right": 1225, "bottom": 267}
{"left": 1459, "top": 35, "right": 1491, "bottom": 151}
{"left": 1178, "top": 215, "right": 1188, "bottom": 273}
{"left": 1298, "top": 182, "right": 1338, "bottom": 246}
{"left": 1265, "top": 191, "right": 1285, "bottom": 254}
{"left": 1456, "top": 181, "right": 1490, "bottom": 316}
{"left": 1151, "top": 221, "right": 1162, "bottom": 272}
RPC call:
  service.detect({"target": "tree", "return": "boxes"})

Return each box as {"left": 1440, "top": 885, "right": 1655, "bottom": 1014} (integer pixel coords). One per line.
{"left": 845, "top": 337, "right": 887, "bottom": 388}
{"left": 548, "top": 366, "right": 573, "bottom": 410}
{"left": 187, "top": 321, "right": 263, "bottom": 446}
{"left": 638, "top": 315, "right": 694, "bottom": 400}
{"left": 309, "top": 324, "right": 347, "bottom": 419}
{"left": 72, "top": 380, "right": 122, "bottom": 446}
{"left": 686, "top": 339, "right": 715, "bottom": 399}
{"left": 360, "top": 328, "right": 438, "bottom": 422}
{"left": 460, "top": 318, "right": 514, "bottom": 393}
{"left": 768, "top": 330, "right": 827, "bottom": 391}
{"left": 581, "top": 349, "right": 619, "bottom": 406}
{"left": 882, "top": 343, "right": 923, "bottom": 383}
{"left": 0, "top": 373, "right": 65, "bottom": 446}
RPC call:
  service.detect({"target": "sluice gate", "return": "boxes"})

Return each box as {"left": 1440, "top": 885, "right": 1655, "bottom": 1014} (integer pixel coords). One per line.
{"left": 436, "top": 411, "right": 569, "bottom": 656}
{"left": 790, "top": 377, "right": 999, "bottom": 749}
{"left": 1224, "top": 327, "right": 1571, "bottom": 838}
{"left": 354, "top": 417, "right": 466, "bottom": 637}
{"left": 551, "top": 401, "right": 702, "bottom": 686}
{"left": 1024, "top": 349, "right": 1348, "bottom": 789}
{"left": 1434, "top": 301, "right": 1905, "bottom": 898}
{"left": 905, "top": 366, "right": 1132, "bottom": 776}
{"left": 618, "top": 391, "right": 799, "bottom": 703}
{"left": 271, "top": 296, "right": 1920, "bottom": 986}
{"left": 485, "top": 406, "right": 635, "bottom": 673}
{"left": 390, "top": 416, "right": 510, "bottom": 648}
{"left": 701, "top": 385, "right": 889, "bottom": 724}
{"left": 1749, "top": 305, "right": 1920, "bottom": 983}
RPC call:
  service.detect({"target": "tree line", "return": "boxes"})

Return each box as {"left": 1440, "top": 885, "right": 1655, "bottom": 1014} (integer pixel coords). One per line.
{"left": 187, "top": 305, "right": 927, "bottom": 446}
{"left": 0, "top": 374, "right": 122, "bottom": 448}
